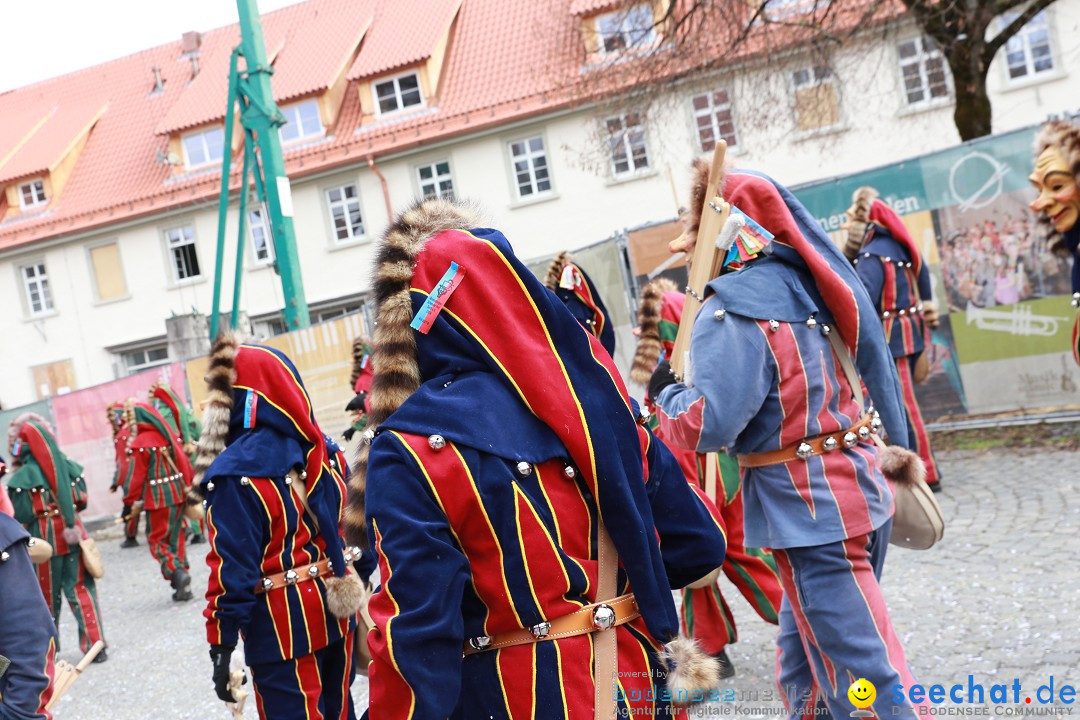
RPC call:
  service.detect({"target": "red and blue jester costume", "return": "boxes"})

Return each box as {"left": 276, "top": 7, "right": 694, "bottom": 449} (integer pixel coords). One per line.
{"left": 631, "top": 278, "right": 783, "bottom": 677}
{"left": 112, "top": 398, "right": 195, "bottom": 601}
{"left": 189, "top": 337, "right": 364, "bottom": 720}
{"left": 844, "top": 188, "right": 942, "bottom": 490}
{"left": 344, "top": 198, "right": 728, "bottom": 719}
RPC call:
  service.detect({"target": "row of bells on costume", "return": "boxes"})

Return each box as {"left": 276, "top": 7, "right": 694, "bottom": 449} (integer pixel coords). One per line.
{"left": 1072, "top": 292, "right": 1080, "bottom": 309}
{"left": 713, "top": 308, "right": 834, "bottom": 336}
{"left": 795, "top": 411, "right": 883, "bottom": 460}
{"left": 126, "top": 444, "right": 172, "bottom": 456}
{"left": 853, "top": 253, "right": 917, "bottom": 270}
{"left": 0, "top": 537, "right": 42, "bottom": 563}
{"left": 258, "top": 546, "right": 363, "bottom": 591}
{"left": 204, "top": 468, "right": 315, "bottom": 493}
{"left": 468, "top": 601, "right": 618, "bottom": 651}
{"left": 9, "top": 481, "right": 81, "bottom": 493}
{"left": 146, "top": 473, "right": 185, "bottom": 487}
{"left": 426, "top": 433, "right": 582, "bottom": 480}
{"left": 880, "top": 303, "right": 924, "bottom": 320}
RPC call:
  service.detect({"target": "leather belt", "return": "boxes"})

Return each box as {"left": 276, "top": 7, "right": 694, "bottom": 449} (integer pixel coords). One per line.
{"left": 255, "top": 559, "right": 331, "bottom": 593}
{"left": 738, "top": 415, "right": 876, "bottom": 468}
{"left": 463, "top": 593, "right": 639, "bottom": 656}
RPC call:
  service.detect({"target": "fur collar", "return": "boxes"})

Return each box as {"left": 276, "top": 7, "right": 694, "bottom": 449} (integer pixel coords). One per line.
{"left": 185, "top": 332, "right": 241, "bottom": 511}
{"left": 630, "top": 277, "right": 678, "bottom": 385}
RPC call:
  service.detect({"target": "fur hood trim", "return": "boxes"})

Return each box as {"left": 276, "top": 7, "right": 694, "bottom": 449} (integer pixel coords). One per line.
{"left": 187, "top": 332, "right": 242, "bottom": 509}
{"left": 630, "top": 277, "right": 679, "bottom": 385}
{"left": 844, "top": 186, "right": 878, "bottom": 260}
{"left": 344, "top": 198, "right": 481, "bottom": 547}
{"left": 543, "top": 251, "right": 574, "bottom": 291}
{"left": 349, "top": 335, "right": 371, "bottom": 388}
{"left": 686, "top": 157, "right": 710, "bottom": 250}
{"left": 8, "top": 412, "right": 53, "bottom": 454}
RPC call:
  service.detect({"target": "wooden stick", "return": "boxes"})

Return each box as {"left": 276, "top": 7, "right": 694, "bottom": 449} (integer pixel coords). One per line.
{"left": 45, "top": 641, "right": 104, "bottom": 710}
{"left": 670, "top": 141, "right": 729, "bottom": 381}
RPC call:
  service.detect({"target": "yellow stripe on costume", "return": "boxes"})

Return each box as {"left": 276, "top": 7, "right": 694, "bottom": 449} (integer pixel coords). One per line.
{"left": 372, "top": 519, "right": 417, "bottom": 720}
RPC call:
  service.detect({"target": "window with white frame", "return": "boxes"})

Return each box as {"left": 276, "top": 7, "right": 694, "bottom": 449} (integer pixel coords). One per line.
{"left": 314, "top": 303, "right": 363, "bottom": 323}
{"left": 20, "top": 261, "right": 54, "bottom": 315}
{"left": 18, "top": 180, "right": 47, "bottom": 209}
{"left": 417, "top": 161, "right": 454, "bottom": 199}
{"left": 691, "top": 90, "right": 738, "bottom": 151}
{"left": 374, "top": 73, "right": 423, "bottom": 115}
{"left": 1001, "top": 10, "right": 1054, "bottom": 81}
{"left": 595, "top": 4, "right": 657, "bottom": 55}
{"left": 792, "top": 65, "right": 841, "bottom": 132}
{"left": 249, "top": 208, "right": 274, "bottom": 264}
{"left": 326, "top": 184, "right": 365, "bottom": 242}
{"left": 509, "top": 136, "right": 552, "bottom": 199}
{"left": 279, "top": 100, "right": 323, "bottom": 144}
{"left": 898, "top": 37, "right": 950, "bottom": 105}
{"left": 181, "top": 127, "right": 225, "bottom": 169}
{"left": 122, "top": 346, "right": 170, "bottom": 375}
{"left": 606, "top": 112, "right": 650, "bottom": 176}
{"left": 164, "top": 225, "right": 201, "bottom": 281}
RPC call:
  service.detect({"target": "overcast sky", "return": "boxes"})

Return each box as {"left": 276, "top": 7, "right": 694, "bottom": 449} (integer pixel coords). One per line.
{"left": 0, "top": 0, "right": 307, "bottom": 93}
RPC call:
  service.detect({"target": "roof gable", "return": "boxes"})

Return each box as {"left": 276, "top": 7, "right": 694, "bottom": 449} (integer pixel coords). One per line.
{"left": 347, "top": 0, "right": 461, "bottom": 80}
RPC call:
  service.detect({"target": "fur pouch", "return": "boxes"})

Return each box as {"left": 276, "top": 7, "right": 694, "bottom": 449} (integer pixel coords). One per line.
{"left": 325, "top": 573, "right": 366, "bottom": 619}
{"left": 658, "top": 636, "right": 719, "bottom": 707}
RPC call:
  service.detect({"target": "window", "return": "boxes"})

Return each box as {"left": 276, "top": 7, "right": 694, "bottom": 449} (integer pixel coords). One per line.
{"left": 692, "top": 90, "right": 738, "bottom": 151}
{"left": 374, "top": 73, "right": 423, "bottom": 114}
{"left": 509, "top": 136, "right": 552, "bottom": 199}
{"left": 326, "top": 184, "right": 365, "bottom": 242}
{"left": 898, "top": 37, "right": 949, "bottom": 105}
{"left": 606, "top": 113, "right": 650, "bottom": 176}
{"left": 21, "top": 262, "right": 53, "bottom": 315}
{"left": 181, "top": 127, "right": 225, "bottom": 169}
{"left": 18, "top": 180, "right": 47, "bottom": 209}
{"left": 417, "top": 161, "right": 454, "bottom": 199}
{"left": 314, "top": 303, "right": 362, "bottom": 323}
{"left": 88, "top": 242, "right": 127, "bottom": 301}
{"left": 596, "top": 4, "right": 657, "bottom": 55}
{"left": 792, "top": 65, "right": 841, "bottom": 132}
{"left": 279, "top": 100, "right": 323, "bottom": 144}
{"left": 122, "top": 346, "right": 170, "bottom": 375}
{"left": 164, "top": 225, "right": 201, "bottom": 281}
{"left": 764, "top": 0, "right": 827, "bottom": 22}
{"left": 1002, "top": 10, "right": 1054, "bottom": 81}
{"left": 248, "top": 208, "right": 274, "bottom": 264}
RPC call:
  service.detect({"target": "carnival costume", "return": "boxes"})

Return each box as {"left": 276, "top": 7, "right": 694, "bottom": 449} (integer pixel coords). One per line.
{"left": 149, "top": 383, "right": 206, "bottom": 543}
{"left": 345, "top": 198, "right": 728, "bottom": 718}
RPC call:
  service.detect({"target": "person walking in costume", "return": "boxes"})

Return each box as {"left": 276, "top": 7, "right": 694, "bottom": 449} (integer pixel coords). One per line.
{"left": 632, "top": 278, "right": 783, "bottom": 678}
{"left": 544, "top": 251, "right": 617, "bottom": 356}
{"left": 345, "top": 198, "right": 728, "bottom": 718}
{"left": 6, "top": 415, "right": 107, "bottom": 662}
{"left": 107, "top": 403, "right": 142, "bottom": 549}
{"left": 112, "top": 398, "right": 195, "bottom": 601}
{"left": 0, "top": 511, "right": 57, "bottom": 719}
{"left": 189, "top": 336, "right": 364, "bottom": 720}
{"left": 148, "top": 383, "right": 206, "bottom": 544}
{"left": 1030, "top": 121, "right": 1080, "bottom": 364}
{"left": 843, "top": 188, "right": 943, "bottom": 491}
{"left": 342, "top": 336, "right": 375, "bottom": 443}
{"left": 650, "top": 163, "right": 927, "bottom": 719}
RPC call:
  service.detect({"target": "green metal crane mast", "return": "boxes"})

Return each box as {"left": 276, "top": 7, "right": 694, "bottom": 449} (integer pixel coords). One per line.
{"left": 208, "top": 0, "right": 310, "bottom": 339}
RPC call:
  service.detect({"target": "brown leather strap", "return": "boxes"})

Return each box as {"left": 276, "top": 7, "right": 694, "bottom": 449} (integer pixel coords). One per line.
{"left": 255, "top": 559, "right": 332, "bottom": 594}
{"left": 594, "top": 522, "right": 618, "bottom": 720}
{"left": 737, "top": 415, "right": 872, "bottom": 468}
{"left": 462, "top": 593, "right": 639, "bottom": 656}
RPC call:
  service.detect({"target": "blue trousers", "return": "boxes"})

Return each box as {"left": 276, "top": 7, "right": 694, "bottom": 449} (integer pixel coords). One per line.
{"left": 250, "top": 632, "right": 356, "bottom": 720}
{"left": 773, "top": 519, "right": 928, "bottom": 720}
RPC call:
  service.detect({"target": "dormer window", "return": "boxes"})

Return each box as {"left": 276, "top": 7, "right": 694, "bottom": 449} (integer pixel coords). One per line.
{"left": 19, "top": 180, "right": 47, "bottom": 209}
{"left": 279, "top": 100, "right": 324, "bottom": 145}
{"left": 181, "top": 127, "right": 225, "bottom": 169}
{"left": 596, "top": 4, "right": 656, "bottom": 55}
{"left": 374, "top": 72, "right": 423, "bottom": 115}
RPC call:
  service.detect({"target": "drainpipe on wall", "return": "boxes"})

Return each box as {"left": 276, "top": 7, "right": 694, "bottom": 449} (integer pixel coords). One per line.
{"left": 367, "top": 154, "right": 393, "bottom": 220}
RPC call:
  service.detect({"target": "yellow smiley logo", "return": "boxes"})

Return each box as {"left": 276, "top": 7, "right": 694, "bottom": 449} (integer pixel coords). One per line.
{"left": 848, "top": 678, "right": 876, "bottom": 709}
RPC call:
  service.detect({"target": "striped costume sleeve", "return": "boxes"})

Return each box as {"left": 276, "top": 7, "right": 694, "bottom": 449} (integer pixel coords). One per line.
{"left": 203, "top": 477, "right": 264, "bottom": 647}
{"left": 642, "top": 430, "right": 727, "bottom": 589}
{"left": 655, "top": 297, "right": 774, "bottom": 454}
{"left": 365, "top": 436, "right": 470, "bottom": 720}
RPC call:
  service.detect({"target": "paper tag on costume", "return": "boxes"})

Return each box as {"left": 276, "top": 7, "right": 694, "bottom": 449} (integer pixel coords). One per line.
{"left": 243, "top": 390, "right": 258, "bottom": 429}
{"left": 411, "top": 262, "right": 466, "bottom": 334}
{"left": 11, "top": 439, "right": 21, "bottom": 456}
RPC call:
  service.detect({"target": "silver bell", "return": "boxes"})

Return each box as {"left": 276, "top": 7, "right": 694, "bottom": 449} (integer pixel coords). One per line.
{"left": 285, "top": 475, "right": 293, "bottom": 485}
{"left": 469, "top": 635, "right": 492, "bottom": 651}
{"left": 768, "top": 319, "right": 780, "bottom": 332}
{"left": 795, "top": 442, "right": 813, "bottom": 460}
{"left": 858, "top": 426, "right": 871, "bottom": 440}
{"left": 1072, "top": 292, "right": 1080, "bottom": 308}
{"left": 0, "top": 551, "right": 9, "bottom": 562}
{"left": 713, "top": 309, "right": 726, "bottom": 321}
{"left": 262, "top": 578, "right": 274, "bottom": 590}
{"left": 637, "top": 410, "right": 651, "bottom": 425}
{"left": 207, "top": 481, "right": 215, "bottom": 491}
{"left": 300, "top": 471, "right": 308, "bottom": 480}
{"left": 428, "top": 434, "right": 446, "bottom": 451}
{"left": 563, "top": 465, "right": 576, "bottom": 479}
{"left": 843, "top": 431, "right": 858, "bottom": 448}
{"left": 821, "top": 324, "right": 831, "bottom": 336}
{"left": 592, "top": 603, "right": 616, "bottom": 630}
{"left": 898, "top": 309, "right": 907, "bottom": 316}
{"left": 530, "top": 621, "right": 551, "bottom": 639}
{"left": 516, "top": 462, "right": 532, "bottom": 477}
{"left": 308, "top": 565, "right": 321, "bottom": 577}
{"left": 870, "top": 416, "right": 883, "bottom": 434}
{"left": 806, "top": 316, "right": 818, "bottom": 329}
{"left": 361, "top": 428, "right": 375, "bottom": 445}
{"left": 240, "top": 476, "right": 251, "bottom": 486}
{"left": 284, "top": 570, "right": 299, "bottom": 584}
{"left": 822, "top": 436, "right": 839, "bottom": 451}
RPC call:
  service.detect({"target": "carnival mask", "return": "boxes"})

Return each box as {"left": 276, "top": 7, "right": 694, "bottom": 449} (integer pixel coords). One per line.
{"left": 1029, "top": 146, "right": 1080, "bottom": 233}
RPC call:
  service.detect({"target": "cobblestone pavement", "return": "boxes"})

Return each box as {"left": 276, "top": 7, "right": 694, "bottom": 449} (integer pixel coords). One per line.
{"left": 50, "top": 447, "right": 1080, "bottom": 719}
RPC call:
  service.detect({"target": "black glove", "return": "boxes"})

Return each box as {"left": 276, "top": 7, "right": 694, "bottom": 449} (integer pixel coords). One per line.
{"left": 647, "top": 360, "right": 677, "bottom": 403}
{"left": 342, "top": 426, "right": 357, "bottom": 442}
{"left": 120, "top": 503, "right": 132, "bottom": 520}
{"left": 209, "top": 644, "right": 237, "bottom": 703}
{"left": 345, "top": 392, "right": 367, "bottom": 412}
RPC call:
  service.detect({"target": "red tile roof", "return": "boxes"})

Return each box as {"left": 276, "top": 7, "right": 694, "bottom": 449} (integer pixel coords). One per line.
{"left": 0, "top": 0, "right": 897, "bottom": 253}
{"left": 0, "top": 99, "right": 107, "bottom": 184}
{"left": 347, "top": 0, "right": 461, "bottom": 80}
{"left": 569, "top": 0, "right": 622, "bottom": 16}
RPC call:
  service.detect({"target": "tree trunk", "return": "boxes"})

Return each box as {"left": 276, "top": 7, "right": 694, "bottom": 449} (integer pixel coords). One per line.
{"left": 947, "top": 45, "right": 993, "bottom": 141}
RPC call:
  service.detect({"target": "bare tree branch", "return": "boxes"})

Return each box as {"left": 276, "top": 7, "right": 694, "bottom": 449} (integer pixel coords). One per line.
{"left": 983, "top": 0, "right": 1058, "bottom": 63}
